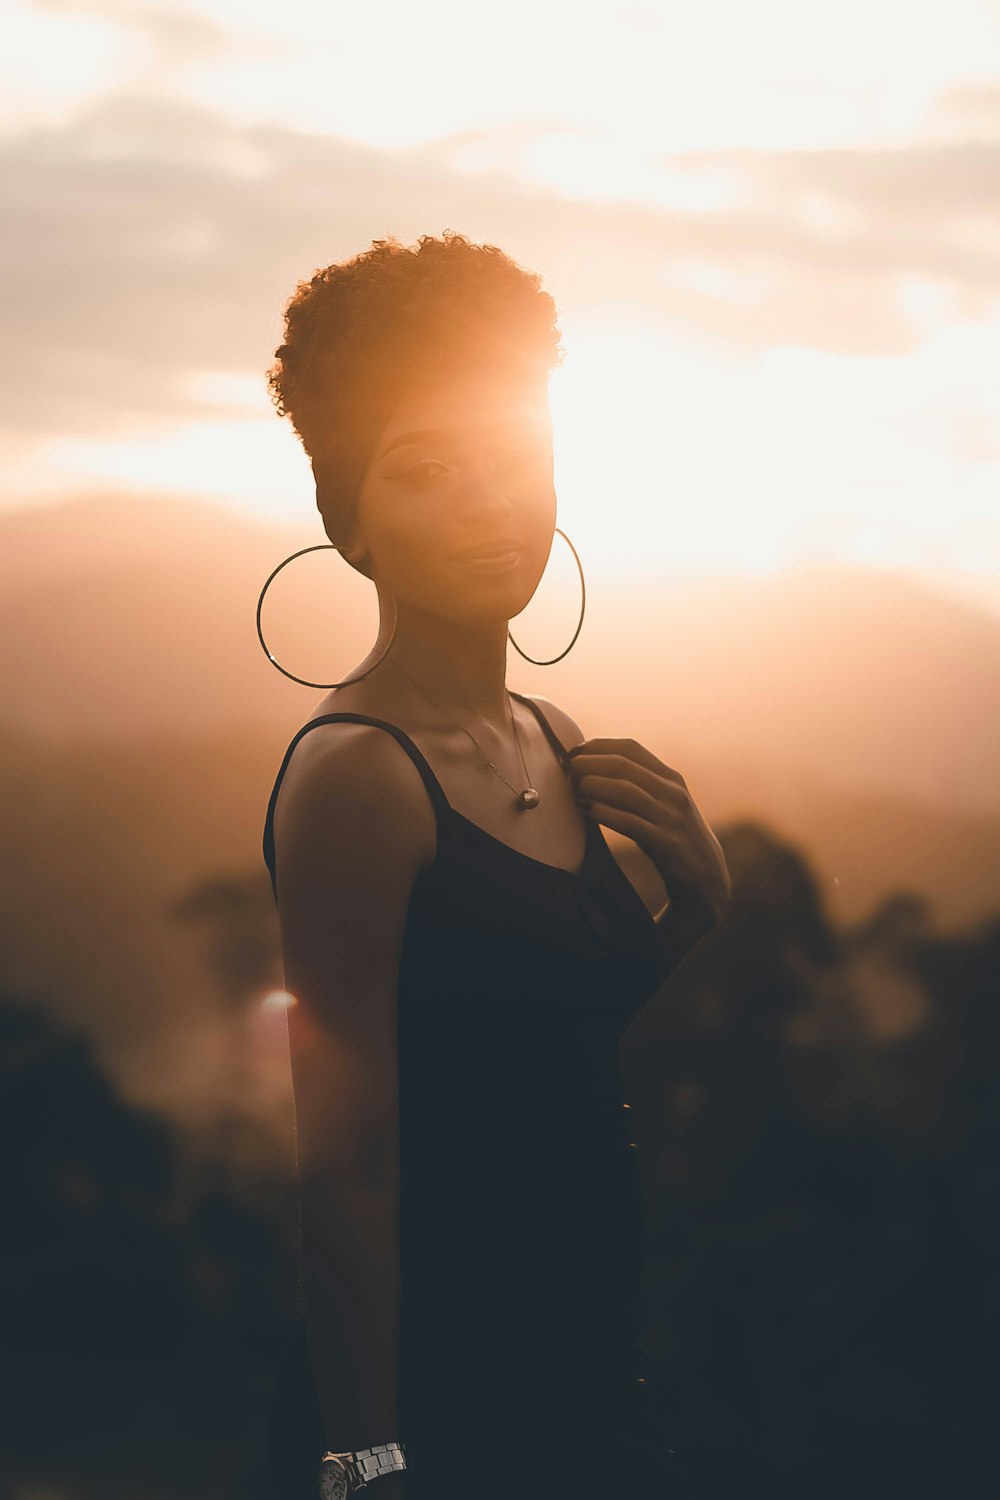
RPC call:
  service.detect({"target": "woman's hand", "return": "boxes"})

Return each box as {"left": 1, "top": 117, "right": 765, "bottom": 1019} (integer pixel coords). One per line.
{"left": 567, "top": 737, "right": 732, "bottom": 934}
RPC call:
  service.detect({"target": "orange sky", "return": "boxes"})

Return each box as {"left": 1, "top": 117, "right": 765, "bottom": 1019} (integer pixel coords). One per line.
{"left": 3, "top": 0, "right": 1000, "bottom": 617}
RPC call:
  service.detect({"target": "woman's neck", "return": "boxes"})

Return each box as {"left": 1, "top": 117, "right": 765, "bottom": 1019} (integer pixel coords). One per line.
{"left": 368, "top": 594, "right": 514, "bottom": 728}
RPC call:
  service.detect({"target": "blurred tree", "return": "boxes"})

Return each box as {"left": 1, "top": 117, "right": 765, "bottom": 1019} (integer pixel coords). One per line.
{"left": 0, "top": 987, "right": 297, "bottom": 1497}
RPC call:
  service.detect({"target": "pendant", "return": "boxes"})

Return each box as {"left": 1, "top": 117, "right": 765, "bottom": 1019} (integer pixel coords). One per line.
{"left": 519, "top": 788, "right": 540, "bottom": 809}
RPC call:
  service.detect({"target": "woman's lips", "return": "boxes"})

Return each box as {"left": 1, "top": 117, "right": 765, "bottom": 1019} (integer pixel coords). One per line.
{"left": 454, "top": 536, "right": 523, "bottom": 561}
{"left": 455, "top": 547, "right": 522, "bottom": 569}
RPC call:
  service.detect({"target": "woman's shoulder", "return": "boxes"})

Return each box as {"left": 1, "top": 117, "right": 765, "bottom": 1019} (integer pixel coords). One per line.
{"left": 272, "top": 719, "right": 438, "bottom": 889}
{"left": 304, "top": 680, "right": 400, "bottom": 722}
{"left": 518, "top": 694, "right": 586, "bottom": 753}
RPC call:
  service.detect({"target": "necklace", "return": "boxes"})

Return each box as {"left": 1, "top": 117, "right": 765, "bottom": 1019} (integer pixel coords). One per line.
{"left": 388, "top": 657, "right": 541, "bottom": 810}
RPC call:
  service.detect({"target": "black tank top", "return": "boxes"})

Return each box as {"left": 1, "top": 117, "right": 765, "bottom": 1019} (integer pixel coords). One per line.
{"left": 262, "top": 693, "right": 670, "bottom": 1500}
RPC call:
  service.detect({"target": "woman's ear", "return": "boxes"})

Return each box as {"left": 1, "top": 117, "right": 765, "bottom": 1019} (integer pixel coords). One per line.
{"left": 311, "top": 455, "right": 335, "bottom": 517}
{"left": 312, "top": 456, "right": 346, "bottom": 544}
{"left": 312, "top": 455, "right": 374, "bottom": 578}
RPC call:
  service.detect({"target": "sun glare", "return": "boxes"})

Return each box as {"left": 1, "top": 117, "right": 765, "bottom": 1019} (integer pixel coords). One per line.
{"left": 551, "top": 319, "right": 793, "bottom": 576}
{"left": 549, "top": 307, "right": 1000, "bottom": 588}
{"left": 261, "top": 989, "right": 296, "bottom": 1011}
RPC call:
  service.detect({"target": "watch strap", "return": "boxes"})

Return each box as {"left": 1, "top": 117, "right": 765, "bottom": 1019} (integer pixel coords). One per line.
{"left": 320, "top": 1441, "right": 407, "bottom": 1493}
{"left": 352, "top": 1441, "right": 407, "bottom": 1487}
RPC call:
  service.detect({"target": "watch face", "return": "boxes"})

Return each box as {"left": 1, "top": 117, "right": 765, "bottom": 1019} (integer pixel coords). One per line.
{"left": 319, "top": 1457, "right": 351, "bottom": 1500}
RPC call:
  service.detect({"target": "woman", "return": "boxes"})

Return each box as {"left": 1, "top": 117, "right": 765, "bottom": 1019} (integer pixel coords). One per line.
{"left": 259, "top": 232, "right": 730, "bottom": 1500}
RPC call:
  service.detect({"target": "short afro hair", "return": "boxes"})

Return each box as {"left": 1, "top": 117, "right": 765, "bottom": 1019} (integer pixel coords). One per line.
{"left": 266, "top": 230, "right": 564, "bottom": 579}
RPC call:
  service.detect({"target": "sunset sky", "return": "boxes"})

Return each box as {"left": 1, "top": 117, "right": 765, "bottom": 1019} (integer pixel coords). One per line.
{"left": 4, "top": 0, "right": 1000, "bottom": 615}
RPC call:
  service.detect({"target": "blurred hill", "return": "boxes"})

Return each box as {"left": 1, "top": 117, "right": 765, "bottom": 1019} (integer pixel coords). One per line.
{"left": 4, "top": 490, "right": 998, "bottom": 811}
{"left": 2, "top": 491, "right": 998, "bottom": 1116}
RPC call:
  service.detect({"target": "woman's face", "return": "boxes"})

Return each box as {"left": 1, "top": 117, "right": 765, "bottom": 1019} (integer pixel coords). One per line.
{"left": 353, "top": 371, "right": 557, "bottom": 621}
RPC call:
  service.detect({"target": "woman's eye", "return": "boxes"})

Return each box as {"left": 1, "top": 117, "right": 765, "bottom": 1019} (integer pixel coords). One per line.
{"left": 403, "top": 460, "right": 448, "bottom": 482}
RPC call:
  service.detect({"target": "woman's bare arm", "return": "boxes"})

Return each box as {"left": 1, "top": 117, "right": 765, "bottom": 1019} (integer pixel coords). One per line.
{"left": 272, "top": 723, "right": 436, "bottom": 1483}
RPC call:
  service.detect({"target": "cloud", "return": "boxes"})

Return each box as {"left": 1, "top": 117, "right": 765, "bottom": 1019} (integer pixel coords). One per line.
{"left": 2, "top": 89, "right": 999, "bottom": 442}
{"left": 923, "top": 80, "right": 1000, "bottom": 139}
{"left": 30, "top": 0, "right": 240, "bottom": 68}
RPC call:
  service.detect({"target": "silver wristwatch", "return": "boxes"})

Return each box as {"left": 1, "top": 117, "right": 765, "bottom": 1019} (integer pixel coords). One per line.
{"left": 318, "top": 1442, "right": 408, "bottom": 1497}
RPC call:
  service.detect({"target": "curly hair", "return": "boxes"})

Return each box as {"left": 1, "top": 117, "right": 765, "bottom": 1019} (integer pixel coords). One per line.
{"left": 266, "top": 231, "right": 564, "bottom": 579}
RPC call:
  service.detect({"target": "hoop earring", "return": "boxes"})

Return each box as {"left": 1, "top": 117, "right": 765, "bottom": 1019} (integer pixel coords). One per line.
{"left": 255, "top": 543, "right": 398, "bottom": 690}
{"left": 507, "top": 527, "right": 585, "bottom": 666}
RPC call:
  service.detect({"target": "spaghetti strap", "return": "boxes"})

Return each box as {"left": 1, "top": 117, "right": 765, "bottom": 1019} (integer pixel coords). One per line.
{"left": 262, "top": 712, "right": 451, "bottom": 899}
{"left": 510, "top": 691, "right": 573, "bottom": 769}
